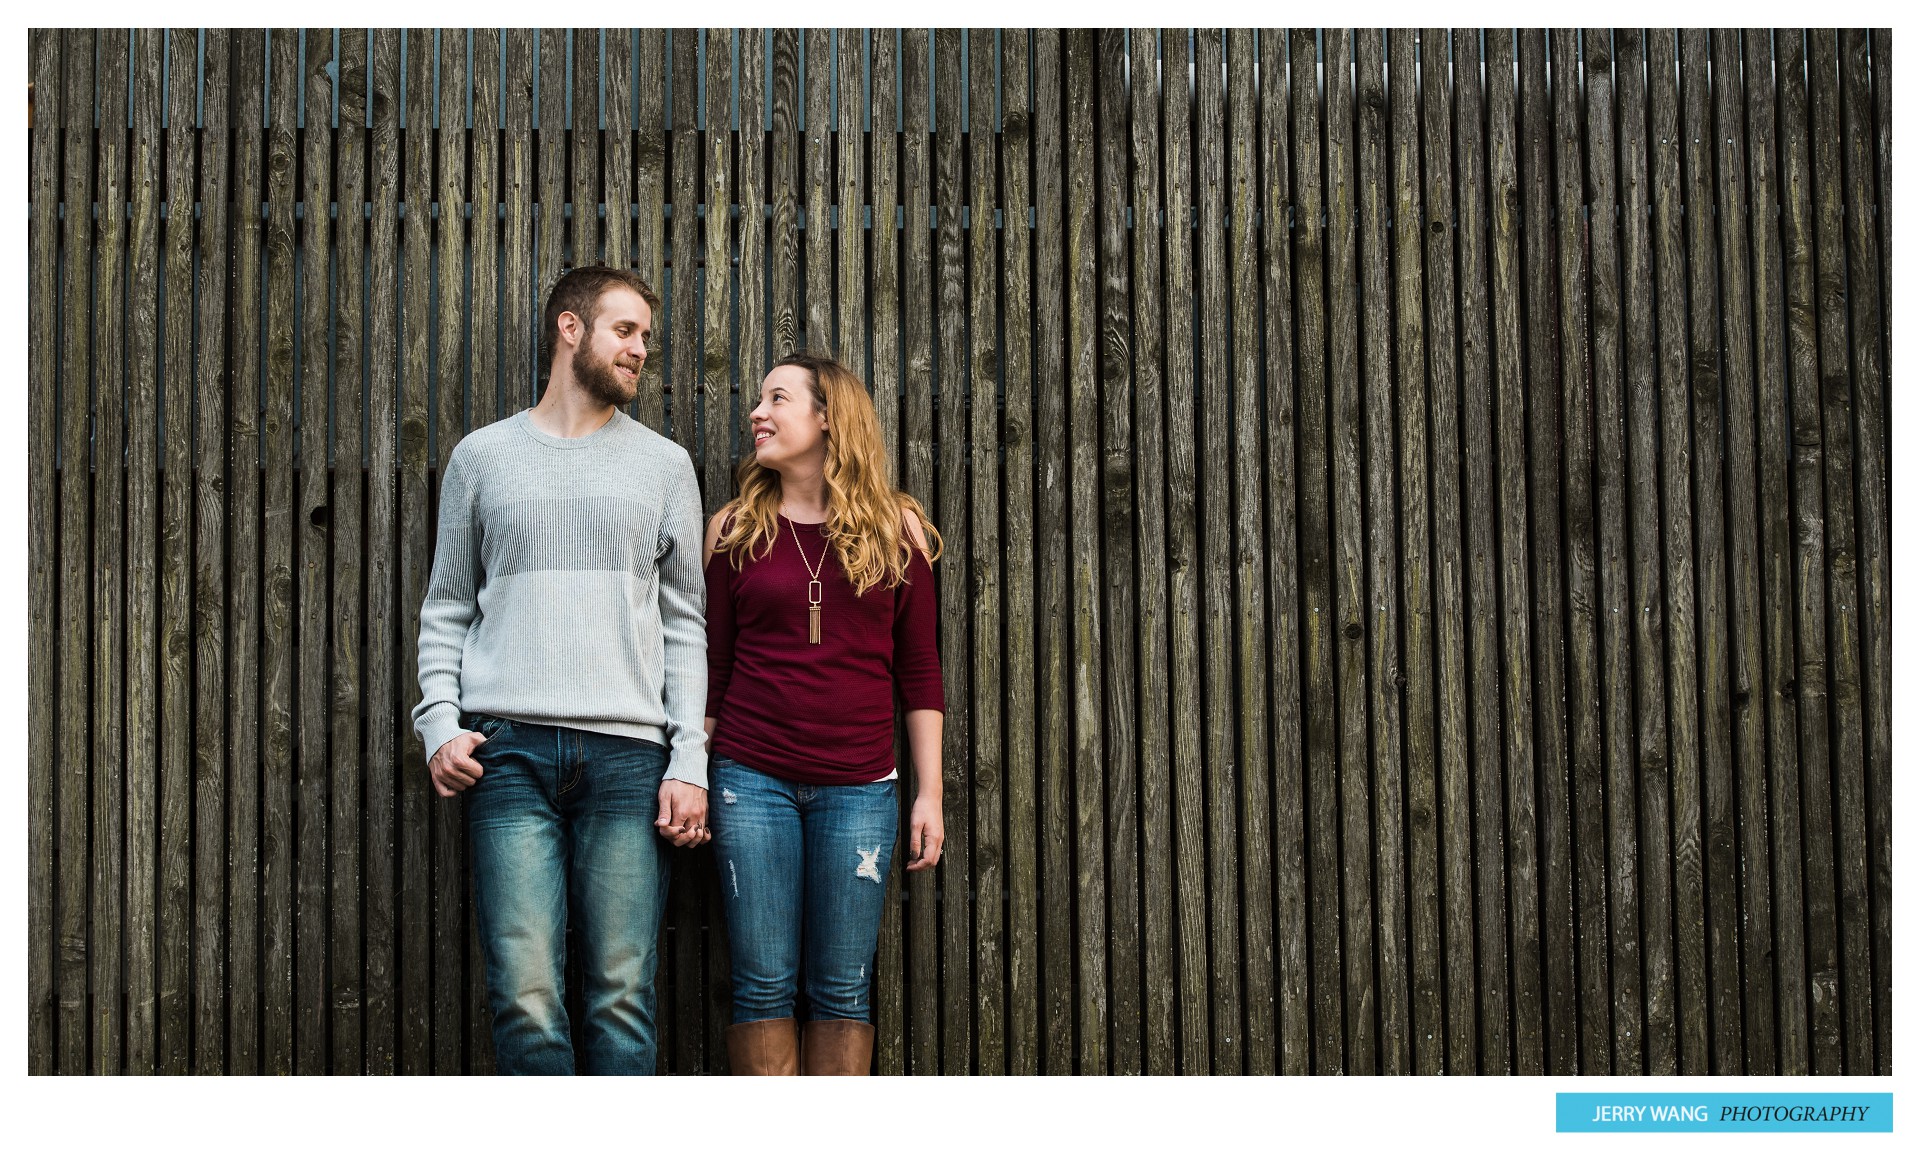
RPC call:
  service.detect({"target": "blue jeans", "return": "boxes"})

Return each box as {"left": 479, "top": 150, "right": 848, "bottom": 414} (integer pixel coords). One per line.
{"left": 708, "top": 756, "right": 897, "bottom": 1023}
{"left": 463, "top": 713, "right": 672, "bottom": 1074}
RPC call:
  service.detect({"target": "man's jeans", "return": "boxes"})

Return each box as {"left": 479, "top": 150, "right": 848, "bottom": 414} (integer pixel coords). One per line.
{"left": 463, "top": 713, "right": 672, "bottom": 1074}
{"left": 708, "top": 756, "right": 897, "bottom": 1023}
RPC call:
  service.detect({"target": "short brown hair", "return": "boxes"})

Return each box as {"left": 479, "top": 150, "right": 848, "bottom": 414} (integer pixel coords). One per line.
{"left": 540, "top": 265, "right": 661, "bottom": 373}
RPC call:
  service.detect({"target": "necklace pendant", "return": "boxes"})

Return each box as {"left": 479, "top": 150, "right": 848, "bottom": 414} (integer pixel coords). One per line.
{"left": 808, "top": 579, "right": 823, "bottom": 644}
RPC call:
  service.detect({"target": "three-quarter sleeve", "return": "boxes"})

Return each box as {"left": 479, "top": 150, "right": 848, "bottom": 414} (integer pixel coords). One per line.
{"left": 704, "top": 547, "right": 739, "bottom": 719}
{"left": 891, "top": 547, "right": 945, "bottom": 712}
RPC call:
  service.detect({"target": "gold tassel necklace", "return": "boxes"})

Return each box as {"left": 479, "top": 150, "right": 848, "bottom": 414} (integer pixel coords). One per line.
{"left": 786, "top": 515, "right": 827, "bottom": 644}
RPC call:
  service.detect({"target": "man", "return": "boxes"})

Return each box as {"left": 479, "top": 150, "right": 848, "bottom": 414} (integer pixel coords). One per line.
{"left": 413, "top": 265, "right": 709, "bottom": 1075}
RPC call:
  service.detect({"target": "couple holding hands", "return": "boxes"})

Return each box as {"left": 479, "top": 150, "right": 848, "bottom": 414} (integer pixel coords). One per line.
{"left": 413, "top": 265, "right": 945, "bottom": 1076}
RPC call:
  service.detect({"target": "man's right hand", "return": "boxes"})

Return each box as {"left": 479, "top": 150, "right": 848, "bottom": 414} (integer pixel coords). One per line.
{"left": 428, "top": 731, "right": 487, "bottom": 798}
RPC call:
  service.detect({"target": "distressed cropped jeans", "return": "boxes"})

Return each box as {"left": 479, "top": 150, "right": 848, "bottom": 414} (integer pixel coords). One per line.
{"left": 463, "top": 713, "right": 673, "bottom": 1074}
{"left": 708, "top": 756, "right": 897, "bottom": 1023}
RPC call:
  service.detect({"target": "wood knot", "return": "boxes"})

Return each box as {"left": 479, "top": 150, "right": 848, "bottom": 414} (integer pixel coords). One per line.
{"left": 1344, "top": 622, "right": 1363, "bottom": 640}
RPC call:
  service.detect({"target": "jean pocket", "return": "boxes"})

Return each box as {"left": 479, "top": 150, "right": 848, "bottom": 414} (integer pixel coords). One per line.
{"left": 465, "top": 713, "right": 510, "bottom": 742}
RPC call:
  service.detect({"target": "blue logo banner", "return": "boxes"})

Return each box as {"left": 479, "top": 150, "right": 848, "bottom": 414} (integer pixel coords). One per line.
{"left": 1557, "top": 1093, "right": 1892, "bottom": 1133}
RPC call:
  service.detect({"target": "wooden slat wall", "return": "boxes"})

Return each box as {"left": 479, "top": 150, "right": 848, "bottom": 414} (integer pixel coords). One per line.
{"left": 27, "top": 27, "right": 1895, "bottom": 1077}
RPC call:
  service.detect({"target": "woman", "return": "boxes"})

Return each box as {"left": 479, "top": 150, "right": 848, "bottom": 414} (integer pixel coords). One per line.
{"left": 702, "top": 351, "right": 946, "bottom": 1076}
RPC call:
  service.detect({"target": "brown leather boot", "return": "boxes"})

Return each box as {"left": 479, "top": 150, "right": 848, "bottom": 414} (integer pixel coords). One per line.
{"left": 800, "top": 1019, "right": 875, "bottom": 1076}
{"left": 726, "top": 1017, "right": 799, "bottom": 1075}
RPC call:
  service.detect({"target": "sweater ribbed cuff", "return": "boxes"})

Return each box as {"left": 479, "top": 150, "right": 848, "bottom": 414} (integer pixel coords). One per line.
{"left": 417, "top": 702, "right": 467, "bottom": 765}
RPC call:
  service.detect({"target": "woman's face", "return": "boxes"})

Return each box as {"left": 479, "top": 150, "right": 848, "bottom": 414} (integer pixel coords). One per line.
{"left": 749, "top": 364, "right": 828, "bottom": 470}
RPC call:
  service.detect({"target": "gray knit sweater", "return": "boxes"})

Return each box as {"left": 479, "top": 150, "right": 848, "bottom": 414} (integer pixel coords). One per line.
{"left": 412, "top": 408, "right": 710, "bottom": 788}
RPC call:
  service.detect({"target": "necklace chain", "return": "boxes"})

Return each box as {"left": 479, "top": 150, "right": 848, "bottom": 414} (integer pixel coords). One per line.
{"left": 785, "top": 515, "right": 827, "bottom": 580}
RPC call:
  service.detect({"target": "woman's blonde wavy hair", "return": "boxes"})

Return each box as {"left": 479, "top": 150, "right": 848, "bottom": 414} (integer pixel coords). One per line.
{"left": 716, "top": 351, "right": 943, "bottom": 596}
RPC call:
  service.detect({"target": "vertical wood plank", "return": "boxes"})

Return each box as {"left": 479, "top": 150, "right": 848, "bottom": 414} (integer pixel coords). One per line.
{"left": 899, "top": 26, "right": 942, "bottom": 1076}
{"left": 332, "top": 24, "right": 369, "bottom": 1078}
{"left": 1416, "top": 26, "right": 1477, "bottom": 1077}
{"left": 768, "top": 29, "right": 799, "bottom": 362}
{"left": 363, "top": 26, "right": 402, "bottom": 1074}
{"left": 1709, "top": 28, "right": 1777, "bottom": 1077}
{"left": 1743, "top": 26, "right": 1809, "bottom": 1076}
{"left": 92, "top": 25, "right": 130, "bottom": 1077}
{"left": 967, "top": 26, "right": 1008, "bottom": 1077}
{"left": 1517, "top": 29, "right": 1578, "bottom": 1074}
{"left": 397, "top": 25, "right": 436, "bottom": 1075}
{"left": 1680, "top": 28, "right": 1746, "bottom": 1072}
{"left": 604, "top": 29, "right": 632, "bottom": 278}
{"left": 259, "top": 27, "right": 300, "bottom": 1076}
{"left": 1581, "top": 27, "right": 1645, "bottom": 1075}
{"left": 536, "top": 28, "right": 568, "bottom": 343}
{"left": 1093, "top": 27, "right": 1141, "bottom": 1076}
{"left": 837, "top": 29, "right": 867, "bottom": 368}
{"left": 667, "top": 28, "right": 699, "bottom": 458}
{"left": 866, "top": 27, "right": 907, "bottom": 1076}
{"left": 471, "top": 28, "right": 501, "bottom": 432}
{"left": 1324, "top": 28, "right": 1378, "bottom": 1076}
{"left": 1062, "top": 27, "right": 1105, "bottom": 1077}
{"left": 224, "top": 28, "right": 265, "bottom": 1076}
{"left": 1223, "top": 27, "right": 1269, "bottom": 1075}
{"left": 1549, "top": 25, "right": 1611, "bottom": 1078}
{"left": 1258, "top": 26, "right": 1309, "bottom": 1077}
{"left": 191, "top": 31, "right": 234, "bottom": 1077}
{"left": 632, "top": 28, "right": 666, "bottom": 427}
{"left": 1484, "top": 27, "right": 1546, "bottom": 1075}
{"left": 294, "top": 27, "right": 336, "bottom": 1078}
{"left": 1839, "top": 28, "right": 1892, "bottom": 1076}
{"left": 58, "top": 25, "right": 96, "bottom": 1080}
{"left": 805, "top": 29, "right": 833, "bottom": 347}
{"left": 125, "top": 25, "right": 163, "bottom": 1077}
{"left": 1288, "top": 26, "right": 1344, "bottom": 1076}
{"left": 997, "top": 25, "right": 1040, "bottom": 1080}
{"left": 1870, "top": 30, "right": 1890, "bottom": 388}
{"left": 1030, "top": 28, "right": 1077, "bottom": 1076}
{"left": 738, "top": 29, "right": 768, "bottom": 393}
{"left": 1611, "top": 26, "right": 1677, "bottom": 1077}
{"left": 502, "top": 30, "right": 535, "bottom": 414}
{"left": 1386, "top": 27, "right": 1443, "bottom": 1077}
{"left": 1449, "top": 26, "right": 1513, "bottom": 1075}
{"left": 1130, "top": 26, "right": 1178, "bottom": 1079}
{"left": 1646, "top": 27, "right": 1709, "bottom": 1075}
{"left": 1353, "top": 29, "right": 1410, "bottom": 1075}
{"left": 26, "top": 24, "right": 59, "bottom": 1079}
{"left": 1775, "top": 27, "right": 1843, "bottom": 1076}
{"left": 1806, "top": 30, "right": 1872, "bottom": 1074}
{"left": 703, "top": 28, "right": 736, "bottom": 511}
{"left": 1161, "top": 27, "right": 1211, "bottom": 1075}
{"left": 571, "top": 30, "right": 602, "bottom": 267}
{"left": 932, "top": 24, "right": 975, "bottom": 1076}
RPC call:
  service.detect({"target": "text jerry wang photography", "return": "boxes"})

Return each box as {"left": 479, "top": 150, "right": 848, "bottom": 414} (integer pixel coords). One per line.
{"left": 24, "top": 26, "right": 1892, "bottom": 1077}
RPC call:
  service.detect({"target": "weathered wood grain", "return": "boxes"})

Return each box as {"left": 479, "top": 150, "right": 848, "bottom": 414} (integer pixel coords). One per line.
{"left": 1288, "top": 25, "right": 1345, "bottom": 1075}
{"left": 27, "top": 25, "right": 59, "bottom": 1079}
{"left": 1839, "top": 28, "right": 1892, "bottom": 1077}
{"left": 502, "top": 30, "right": 536, "bottom": 414}
{"left": 122, "top": 27, "right": 163, "bottom": 1076}
{"left": 837, "top": 29, "right": 867, "bottom": 367}
{"left": 969, "top": 26, "right": 1008, "bottom": 1077}
{"left": 667, "top": 28, "right": 700, "bottom": 456}
{"left": 805, "top": 29, "right": 833, "bottom": 346}
{"left": 768, "top": 29, "right": 799, "bottom": 363}
{"left": 1484, "top": 28, "right": 1545, "bottom": 1075}
{"left": 1611, "top": 26, "right": 1677, "bottom": 1077}
{"left": 1385, "top": 27, "right": 1441, "bottom": 1077}
{"left": 1093, "top": 27, "right": 1139, "bottom": 1076}
{"left": 933, "top": 25, "right": 975, "bottom": 1075}
{"left": 1162, "top": 28, "right": 1211, "bottom": 1075}
{"left": 1131, "top": 27, "right": 1178, "bottom": 1079}
{"left": 363, "top": 27, "right": 402, "bottom": 1073}
{"left": 92, "top": 26, "right": 130, "bottom": 1077}
{"left": 702, "top": 27, "right": 735, "bottom": 513}
{"left": 1449, "top": 27, "right": 1512, "bottom": 1076}
{"left": 1417, "top": 26, "right": 1476, "bottom": 1077}
{"left": 1742, "top": 27, "right": 1809, "bottom": 1076}
{"left": 632, "top": 28, "right": 666, "bottom": 426}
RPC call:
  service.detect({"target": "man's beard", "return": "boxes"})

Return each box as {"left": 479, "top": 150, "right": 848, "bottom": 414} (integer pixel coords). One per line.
{"left": 572, "top": 338, "right": 640, "bottom": 407}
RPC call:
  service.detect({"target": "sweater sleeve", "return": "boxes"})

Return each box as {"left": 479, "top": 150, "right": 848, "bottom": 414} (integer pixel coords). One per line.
{"left": 704, "top": 546, "right": 738, "bottom": 719}
{"left": 412, "top": 442, "right": 481, "bottom": 762}
{"left": 892, "top": 547, "right": 945, "bottom": 712}
{"left": 656, "top": 459, "right": 711, "bottom": 788}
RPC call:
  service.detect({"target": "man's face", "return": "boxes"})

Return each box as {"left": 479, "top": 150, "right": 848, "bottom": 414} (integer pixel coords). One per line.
{"left": 567, "top": 286, "right": 651, "bottom": 408}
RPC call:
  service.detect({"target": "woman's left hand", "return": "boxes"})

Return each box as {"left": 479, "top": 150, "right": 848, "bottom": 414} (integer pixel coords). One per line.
{"left": 907, "top": 794, "right": 945, "bottom": 871}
